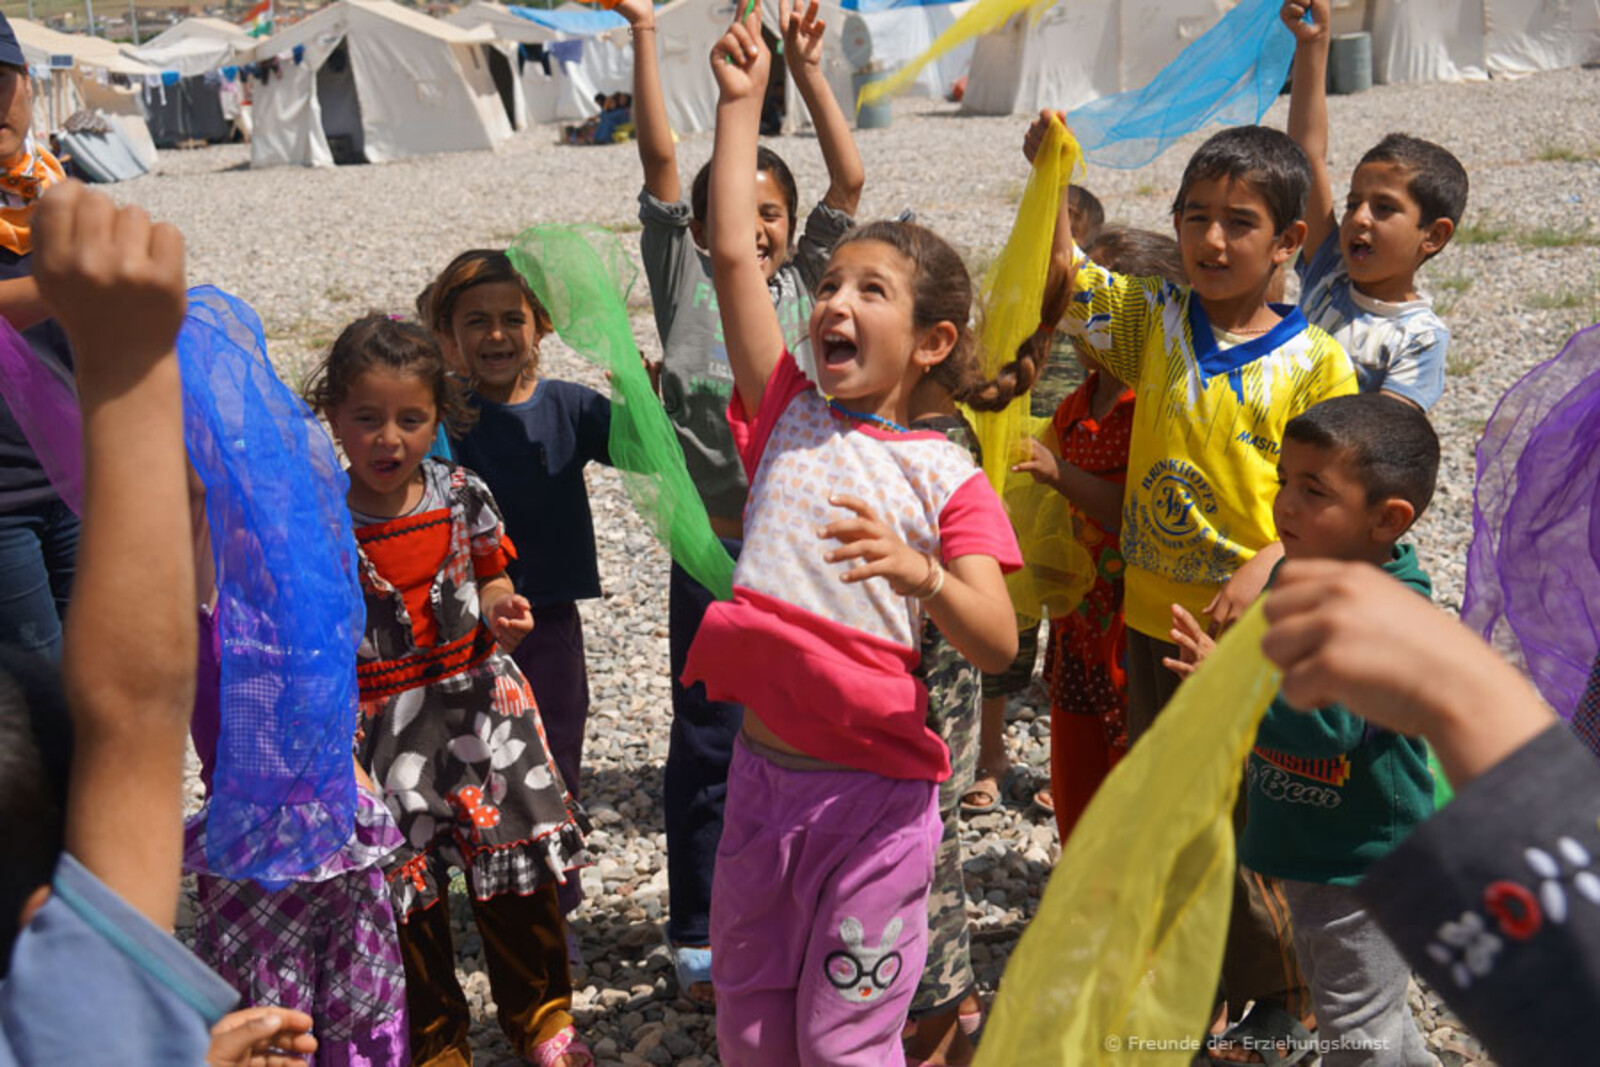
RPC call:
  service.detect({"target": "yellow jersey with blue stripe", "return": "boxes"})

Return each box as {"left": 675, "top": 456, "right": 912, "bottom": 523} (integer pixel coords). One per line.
{"left": 1062, "top": 258, "right": 1356, "bottom": 638}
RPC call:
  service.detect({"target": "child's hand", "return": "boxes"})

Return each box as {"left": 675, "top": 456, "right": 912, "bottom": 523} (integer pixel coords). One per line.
{"left": 32, "top": 181, "right": 186, "bottom": 376}
{"left": 1023, "top": 109, "right": 1066, "bottom": 164}
{"left": 1205, "top": 541, "right": 1283, "bottom": 635}
{"left": 780, "top": 0, "right": 827, "bottom": 74}
{"left": 1162, "top": 604, "right": 1216, "bottom": 679}
{"left": 613, "top": 0, "right": 655, "bottom": 28}
{"left": 711, "top": 4, "right": 769, "bottom": 103}
{"left": 820, "top": 493, "right": 935, "bottom": 596}
{"left": 1280, "top": 0, "right": 1329, "bottom": 44}
{"left": 486, "top": 591, "right": 535, "bottom": 652}
{"left": 1012, "top": 437, "right": 1063, "bottom": 489}
{"left": 207, "top": 1006, "right": 317, "bottom": 1067}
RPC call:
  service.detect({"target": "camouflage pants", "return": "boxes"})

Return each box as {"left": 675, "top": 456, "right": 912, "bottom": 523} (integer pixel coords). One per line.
{"left": 911, "top": 619, "right": 981, "bottom": 1016}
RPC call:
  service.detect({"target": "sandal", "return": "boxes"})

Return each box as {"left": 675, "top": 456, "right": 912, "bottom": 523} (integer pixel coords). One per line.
{"left": 1205, "top": 1003, "right": 1313, "bottom": 1067}
{"left": 530, "top": 1025, "right": 593, "bottom": 1067}
{"left": 960, "top": 767, "right": 1010, "bottom": 815}
{"left": 669, "top": 942, "right": 717, "bottom": 1007}
{"left": 1030, "top": 788, "right": 1055, "bottom": 818}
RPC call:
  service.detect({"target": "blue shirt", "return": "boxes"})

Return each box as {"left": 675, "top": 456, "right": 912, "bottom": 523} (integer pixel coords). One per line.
{"left": 453, "top": 379, "right": 611, "bottom": 606}
{"left": 1297, "top": 232, "right": 1449, "bottom": 410}
{"left": 1, "top": 854, "right": 237, "bottom": 1065}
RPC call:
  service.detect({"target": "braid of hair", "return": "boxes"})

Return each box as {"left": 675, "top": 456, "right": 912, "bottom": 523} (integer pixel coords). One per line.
{"left": 962, "top": 328, "right": 1052, "bottom": 412}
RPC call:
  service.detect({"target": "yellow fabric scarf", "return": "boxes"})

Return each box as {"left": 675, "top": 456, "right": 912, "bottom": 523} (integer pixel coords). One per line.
{"left": 960, "top": 116, "right": 1093, "bottom": 623}
{"left": 0, "top": 136, "right": 66, "bottom": 256}
{"left": 975, "top": 602, "right": 1282, "bottom": 1066}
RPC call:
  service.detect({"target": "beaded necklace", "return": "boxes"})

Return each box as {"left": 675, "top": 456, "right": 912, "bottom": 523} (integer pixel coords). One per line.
{"left": 827, "top": 398, "right": 910, "bottom": 434}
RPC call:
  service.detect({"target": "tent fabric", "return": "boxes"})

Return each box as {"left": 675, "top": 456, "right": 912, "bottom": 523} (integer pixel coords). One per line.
{"left": 843, "top": 0, "right": 953, "bottom": 10}
{"left": 962, "top": 0, "right": 1236, "bottom": 117}
{"left": 849, "top": 2, "right": 976, "bottom": 99}
{"left": 960, "top": 0, "right": 1600, "bottom": 118}
{"left": 1485, "top": 0, "right": 1600, "bottom": 78}
{"left": 143, "top": 16, "right": 257, "bottom": 52}
{"left": 58, "top": 127, "right": 152, "bottom": 182}
{"left": 1328, "top": 0, "right": 1600, "bottom": 85}
{"left": 130, "top": 23, "right": 246, "bottom": 148}
{"left": 451, "top": 0, "right": 851, "bottom": 135}
{"left": 76, "top": 78, "right": 160, "bottom": 170}
{"left": 452, "top": 0, "right": 661, "bottom": 127}
{"left": 1064, "top": 0, "right": 1295, "bottom": 169}
{"left": 129, "top": 34, "right": 243, "bottom": 78}
{"left": 141, "top": 74, "right": 233, "bottom": 147}
{"left": 11, "top": 17, "right": 160, "bottom": 78}
{"left": 508, "top": 4, "right": 626, "bottom": 34}
{"left": 11, "top": 16, "right": 162, "bottom": 170}
{"left": 250, "top": 0, "right": 514, "bottom": 167}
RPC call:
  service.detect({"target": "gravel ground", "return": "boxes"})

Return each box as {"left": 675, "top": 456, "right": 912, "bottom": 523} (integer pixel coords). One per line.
{"left": 137, "top": 64, "right": 1600, "bottom": 1065}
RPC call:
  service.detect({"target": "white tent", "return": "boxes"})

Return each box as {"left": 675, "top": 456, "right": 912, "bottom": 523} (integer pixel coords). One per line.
{"left": 127, "top": 18, "right": 255, "bottom": 146}
{"left": 445, "top": 1, "right": 616, "bottom": 126}
{"left": 449, "top": 0, "right": 855, "bottom": 136}
{"left": 962, "top": 0, "right": 1236, "bottom": 116}
{"left": 248, "top": 0, "right": 522, "bottom": 167}
{"left": 962, "top": 0, "right": 1600, "bottom": 117}
{"left": 10, "top": 17, "right": 160, "bottom": 169}
{"left": 137, "top": 16, "right": 255, "bottom": 67}
{"left": 1328, "top": 0, "right": 1600, "bottom": 84}
{"left": 840, "top": 1, "right": 976, "bottom": 101}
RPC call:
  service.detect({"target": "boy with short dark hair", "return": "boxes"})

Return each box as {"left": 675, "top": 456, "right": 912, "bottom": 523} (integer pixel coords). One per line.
{"left": 1283, "top": 0, "right": 1468, "bottom": 411}
{"left": 1026, "top": 115, "right": 1357, "bottom": 740}
{"left": 1025, "top": 118, "right": 1355, "bottom": 1059}
{"left": 1173, "top": 392, "right": 1444, "bottom": 1066}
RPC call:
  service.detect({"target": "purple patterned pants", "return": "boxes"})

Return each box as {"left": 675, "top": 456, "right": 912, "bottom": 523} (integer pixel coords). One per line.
{"left": 194, "top": 866, "right": 410, "bottom": 1067}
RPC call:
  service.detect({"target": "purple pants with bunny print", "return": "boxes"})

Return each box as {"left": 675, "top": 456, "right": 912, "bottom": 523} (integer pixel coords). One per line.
{"left": 711, "top": 736, "right": 941, "bottom": 1066}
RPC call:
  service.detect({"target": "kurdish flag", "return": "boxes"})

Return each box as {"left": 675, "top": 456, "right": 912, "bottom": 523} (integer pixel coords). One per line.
{"left": 241, "top": 0, "right": 273, "bottom": 38}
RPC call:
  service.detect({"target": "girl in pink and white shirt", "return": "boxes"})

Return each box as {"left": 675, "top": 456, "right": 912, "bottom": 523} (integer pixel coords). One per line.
{"left": 684, "top": 13, "right": 1021, "bottom": 1065}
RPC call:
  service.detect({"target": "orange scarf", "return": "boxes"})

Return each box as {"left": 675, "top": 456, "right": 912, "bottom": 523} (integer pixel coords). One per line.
{"left": 0, "top": 137, "right": 65, "bottom": 256}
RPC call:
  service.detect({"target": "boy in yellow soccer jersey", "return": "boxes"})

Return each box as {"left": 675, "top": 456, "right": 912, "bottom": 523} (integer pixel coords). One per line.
{"left": 1025, "top": 117, "right": 1356, "bottom": 743}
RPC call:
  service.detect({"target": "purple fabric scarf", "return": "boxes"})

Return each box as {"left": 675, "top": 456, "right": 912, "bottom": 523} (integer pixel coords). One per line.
{"left": 1462, "top": 323, "right": 1600, "bottom": 718}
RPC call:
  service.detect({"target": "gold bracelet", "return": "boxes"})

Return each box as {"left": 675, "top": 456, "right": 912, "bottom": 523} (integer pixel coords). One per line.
{"left": 629, "top": 24, "right": 656, "bottom": 36}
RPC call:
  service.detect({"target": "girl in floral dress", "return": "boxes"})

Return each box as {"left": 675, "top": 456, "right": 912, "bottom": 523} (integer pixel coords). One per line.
{"left": 306, "top": 314, "right": 592, "bottom": 1067}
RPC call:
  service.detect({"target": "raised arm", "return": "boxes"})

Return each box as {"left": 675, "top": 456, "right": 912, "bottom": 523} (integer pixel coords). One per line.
{"left": 35, "top": 182, "right": 193, "bottom": 930}
{"left": 621, "top": 0, "right": 679, "bottom": 203}
{"left": 782, "top": 0, "right": 863, "bottom": 215}
{"left": 1024, "top": 110, "right": 1079, "bottom": 330}
{"left": 709, "top": 8, "right": 786, "bottom": 417}
{"left": 1283, "top": 0, "right": 1337, "bottom": 256}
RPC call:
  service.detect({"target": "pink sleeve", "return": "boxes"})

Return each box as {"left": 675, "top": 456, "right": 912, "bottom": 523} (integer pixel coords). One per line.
{"left": 939, "top": 472, "right": 1023, "bottom": 573}
{"left": 727, "top": 351, "right": 812, "bottom": 478}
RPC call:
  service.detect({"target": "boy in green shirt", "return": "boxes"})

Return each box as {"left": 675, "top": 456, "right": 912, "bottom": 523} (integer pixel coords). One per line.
{"left": 1172, "top": 392, "right": 1441, "bottom": 1066}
